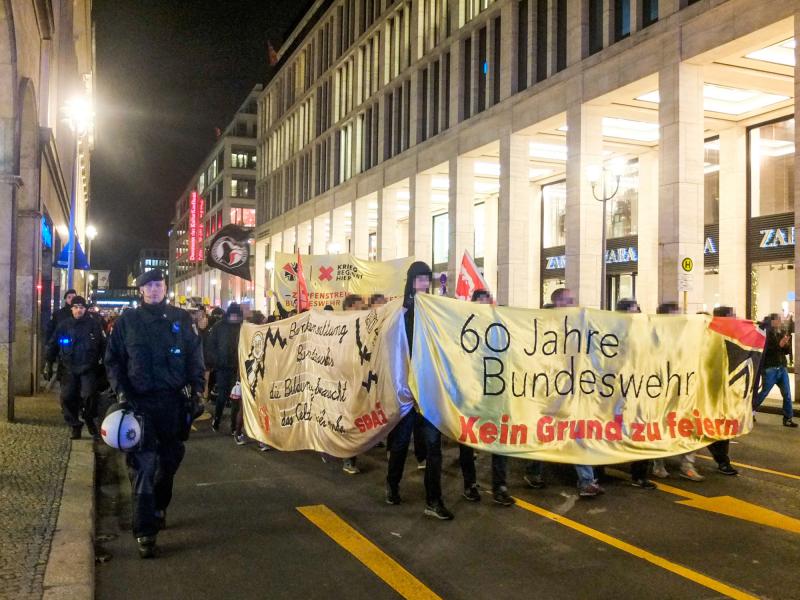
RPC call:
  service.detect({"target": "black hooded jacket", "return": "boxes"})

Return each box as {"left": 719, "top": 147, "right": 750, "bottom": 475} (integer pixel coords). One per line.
{"left": 403, "top": 261, "right": 433, "bottom": 355}
{"left": 206, "top": 308, "right": 243, "bottom": 372}
{"left": 46, "top": 314, "right": 105, "bottom": 375}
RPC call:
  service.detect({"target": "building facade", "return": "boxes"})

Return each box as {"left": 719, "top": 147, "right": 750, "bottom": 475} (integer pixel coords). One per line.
{"left": 254, "top": 0, "right": 800, "bottom": 327}
{"left": 0, "top": 0, "right": 96, "bottom": 420}
{"left": 169, "top": 86, "right": 260, "bottom": 308}
{"left": 132, "top": 248, "right": 169, "bottom": 282}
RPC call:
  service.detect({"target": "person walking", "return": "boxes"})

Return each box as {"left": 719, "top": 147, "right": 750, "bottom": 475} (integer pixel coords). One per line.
{"left": 342, "top": 294, "right": 365, "bottom": 474}
{"left": 104, "top": 269, "right": 205, "bottom": 559}
{"left": 753, "top": 313, "right": 797, "bottom": 428}
{"left": 207, "top": 303, "right": 244, "bottom": 435}
{"left": 459, "top": 289, "right": 515, "bottom": 506}
{"left": 45, "top": 295, "right": 105, "bottom": 439}
{"left": 385, "top": 261, "right": 454, "bottom": 520}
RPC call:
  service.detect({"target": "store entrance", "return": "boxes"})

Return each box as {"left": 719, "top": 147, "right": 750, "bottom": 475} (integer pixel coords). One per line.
{"left": 751, "top": 261, "right": 794, "bottom": 320}
{"left": 607, "top": 272, "right": 637, "bottom": 310}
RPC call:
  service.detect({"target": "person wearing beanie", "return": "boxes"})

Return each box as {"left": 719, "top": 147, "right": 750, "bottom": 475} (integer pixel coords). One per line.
{"left": 385, "top": 261, "right": 454, "bottom": 520}
{"left": 207, "top": 303, "right": 244, "bottom": 435}
{"left": 44, "top": 288, "right": 78, "bottom": 353}
{"left": 45, "top": 294, "right": 105, "bottom": 439}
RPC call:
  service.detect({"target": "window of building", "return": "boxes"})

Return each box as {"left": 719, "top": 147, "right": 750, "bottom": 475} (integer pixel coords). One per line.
{"left": 432, "top": 212, "right": 449, "bottom": 267}
{"left": 588, "top": 0, "right": 603, "bottom": 55}
{"left": 542, "top": 181, "right": 566, "bottom": 247}
{"left": 231, "top": 179, "right": 255, "bottom": 199}
{"left": 614, "top": 0, "right": 631, "bottom": 41}
{"left": 230, "top": 208, "right": 256, "bottom": 227}
{"left": 463, "top": 37, "right": 472, "bottom": 119}
{"left": 463, "top": 0, "right": 494, "bottom": 25}
{"left": 368, "top": 232, "right": 377, "bottom": 261}
{"left": 704, "top": 138, "right": 719, "bottom": 225}
{"left": 642, "top": 0, "right": 659, "bottom": 27}
{"left": 535, "top": 0, "right": 548, "bottom": 82}
{"left": 478, "top": 27, "right": 487, "bottom": 113}
{"left": 517, "top": 0, "right": 529, "bottom": 91}
{"left": 231, "top": 150, "right": 256, "bottom": 169}
{"left": 492, "top": 17, "right": 501, "bottom": 104}
{"left": 607, "top": 160, "right": 638, "bottom": 238}
{"left": 555, "top": 0, "right": 567, "bottom": 72}
{"left": 750, "top": 118, "right": 795, "bottom": 217}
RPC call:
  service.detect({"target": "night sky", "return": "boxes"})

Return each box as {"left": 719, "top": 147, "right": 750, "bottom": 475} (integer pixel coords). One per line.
{"left": 91, "top": 0, "right": 309, "bottom": 286}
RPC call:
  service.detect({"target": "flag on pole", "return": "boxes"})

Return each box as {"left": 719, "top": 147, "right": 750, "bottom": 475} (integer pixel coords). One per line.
{"left": 454, "top": 249, "right": 489, "bottom": 301}
{"left": 296, "top": 251, "right": 310, "bottom": 312}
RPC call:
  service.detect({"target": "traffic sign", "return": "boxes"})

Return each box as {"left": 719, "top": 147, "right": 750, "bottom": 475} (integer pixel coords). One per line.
{"left": 681, "top": 257, "right": 693, "bottom": 273}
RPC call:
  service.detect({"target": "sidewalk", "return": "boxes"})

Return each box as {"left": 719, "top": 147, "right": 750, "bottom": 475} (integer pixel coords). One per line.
{"left": 0, "top": 393, "right": 94, "bottom": 600}
{"left": 760, "top": 375, "right": 800, "bottom": 418}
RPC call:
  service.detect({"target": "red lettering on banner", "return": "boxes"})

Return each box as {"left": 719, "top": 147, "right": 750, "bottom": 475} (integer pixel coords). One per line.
{"left": 479, "top": 422, "right": 497, "bottom": 444}
{"left": 459, "top": 416, "right": 479, "bottom": 443}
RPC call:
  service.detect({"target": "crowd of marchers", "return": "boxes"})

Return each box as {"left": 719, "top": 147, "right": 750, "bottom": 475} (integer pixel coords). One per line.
{"left": 43, "top": 263, "right": 797, "bottom": 558}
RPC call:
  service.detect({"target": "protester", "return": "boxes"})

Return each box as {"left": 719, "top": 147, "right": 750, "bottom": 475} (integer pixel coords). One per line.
{"left": 753, "top": 313, "right": 797, "bottom": 428}
{"left": 207, "top": 303, "right": 244, "bottom": 436}
{"left": 368, "top": 293, "right": 387, "bottom": 308}
{"left": 524, "top": 287, "right": 604, "bottom": 497}
{"left": 458, "top": 289, "right": 514, "bottom": 506}
{"left": 45, "top": 295, "right": 106, "bottom": 439}
{"left": 650, "top": 302, "right": 704, "bottom": 481}
{"left": 104, "top": 269, "right": 205, "bottom": 558}
{"left": 386, "top": 261, "right": 454, "bottom": 520}
{"left": 342, "top": 294, "right": 365, "bottom": 474}
{"left": 45, "top": 288, "right": 77, "bottom": 342}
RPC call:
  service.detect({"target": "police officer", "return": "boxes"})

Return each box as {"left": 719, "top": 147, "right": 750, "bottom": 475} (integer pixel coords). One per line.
{"left": 104, "top": 269, "right": 205, "bottom": 558}
{"left": 45, "top": 295, "right": 105, "bottom": 439}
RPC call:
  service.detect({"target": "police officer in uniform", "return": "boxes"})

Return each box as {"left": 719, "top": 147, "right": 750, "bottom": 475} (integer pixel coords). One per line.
{"left": 45, "top": 295, "right": 105, "bottom": 439}
{"left": 104, "top": 269, "right": 205, "bottom": 558}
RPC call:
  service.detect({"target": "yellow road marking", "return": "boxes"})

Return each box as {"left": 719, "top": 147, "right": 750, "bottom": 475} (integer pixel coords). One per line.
{"left": 606, "top": 468, "right": 800, "bottom": 534}
{"left": 512, "top": 496, "right": 758, "bottom": 600}
{"left": 297, "top": 505, "right": 441, "bottom": 600}
{"left": 695, "top": 454, "right": 800, "bottom": 481}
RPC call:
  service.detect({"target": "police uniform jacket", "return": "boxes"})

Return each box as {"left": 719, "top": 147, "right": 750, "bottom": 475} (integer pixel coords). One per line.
{"left": 104, "top": 302, "right": 205, "bottom": 399}
{"left": 46, "top": 315, "right": 105, "bottom": 375}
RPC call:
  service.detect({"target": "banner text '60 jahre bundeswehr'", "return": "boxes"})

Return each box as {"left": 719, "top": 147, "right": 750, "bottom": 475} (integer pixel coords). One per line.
{"left": 409, "top": 295, "right": 765, "bottom": 465}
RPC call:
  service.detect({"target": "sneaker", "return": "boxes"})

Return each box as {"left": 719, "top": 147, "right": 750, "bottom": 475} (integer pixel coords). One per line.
{"left": 652, "top": 465, "right": 669, "bottom": 479}
{"left": 154, "top": 510, "right": 166, "bottom": 530}
{"left": 70, "top": 425, "right": 82, "bottom": 440}
{"left": 718, "top": 463, "right": 739, "bottom": 476}
{"left": 258, "top": 442, "right": 271, "bottom": 452}
{"left": 579, "top": 482, "right": 605, "bottom": 497}
{"left": 234, "top": 433, "right": 247, "bottom": 446}
{"left": 385, "top": 483, "right": 401, "bottom": 505}
{"left": 462, "top": 485, "right": 481, "bottom": 502}
{"left": 680, "top": 468, "right": 705, "bottom": 482}
{"left": 631, "top": 478, "right": 657, "bottom": 489}
{"left": 342, "top": 459, "right": 361, "bottom": 475}
{"left": 211, "top": 419, "right": 220, "bottom": 432}
{"left": 136, "top": 535, "right": 158, "bottom": 559}
{"left": 524, "top": 474, "right": 545, "bottom": 489}
{"left": 424, "top": 501, "right": 454, "bottom": 520}
{"left": 492, "top": 488, "right": 515, "bottom": 506}
{"left": 417, "top": 460, "right": 426, "bottom": 470}
{"left": 783, "top": 418, "right": 798, "bottom": 428}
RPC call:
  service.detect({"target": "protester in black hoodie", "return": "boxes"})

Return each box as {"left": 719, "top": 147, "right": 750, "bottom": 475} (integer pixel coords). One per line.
{"left": 385, "top": 261, "right": 454, "bottom": 520}
{"left": 207, "top": 303, "right": 243, "bottom": 433}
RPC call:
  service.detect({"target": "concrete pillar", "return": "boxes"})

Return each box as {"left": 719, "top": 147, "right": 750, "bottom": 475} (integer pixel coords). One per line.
{"left": 499, "top": 0, "right": 516, "bottom": 99}
{"left": 637, "top": 150, "right": 658, "bottom": 314}
{"left": 254, "top": 240, "right": 267, "bottom": 312}
{"left": 565, "top": 101, "right": 604, "bottom": 308}
{"left": 530, "top": 183, "right": 542, "bottom": 308}
{"left": 498, "top": 133, "right": 532, "bottom": 307}
{"left": 377, "top": 188, "right": 398, "bottom": 260}
{"left": 658, "top": 0, "right": 681, "bottom": 20}
{"left": 351, "top": 197, "right": 370, "bottom": 258}
{"left": 448, "top": 156, "right": 475, "bottom": 289}
{"left": 566, "top": 0, "right": 585, "bottom": 66}
{"left": 793, "top": 11, "right": 800, "bottom": 400}
{"left": 409, "top": 174, "right": 432, "bottom": 262}
{"left": 718, "top": 127, "right": 747, "bottom": 318}
{"left": 312, "top": 214, "right": 329, "bottom": 255}
{"left": 483, "top": 194, "right": 498, "bottom": 297}
{"left": 330, "top": 208, "right": 348, "bottom": 253}
{"left": 658, "top": 58, "right": 704, "bottom": 311}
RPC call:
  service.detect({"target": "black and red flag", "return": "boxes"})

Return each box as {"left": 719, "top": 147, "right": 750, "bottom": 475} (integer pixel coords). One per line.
{"left": 206, "top": 224, "right": 252, "bottom": 280}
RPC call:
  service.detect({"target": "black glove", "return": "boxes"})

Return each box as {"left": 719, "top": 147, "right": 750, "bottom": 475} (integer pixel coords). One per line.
{"left": 190, "top": 392, "right": 205, "bottom": 420}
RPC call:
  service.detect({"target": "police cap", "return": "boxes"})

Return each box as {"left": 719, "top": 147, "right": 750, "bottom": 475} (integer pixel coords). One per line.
{"left": 136, "top": 269, "right": 165, "bottom": 287}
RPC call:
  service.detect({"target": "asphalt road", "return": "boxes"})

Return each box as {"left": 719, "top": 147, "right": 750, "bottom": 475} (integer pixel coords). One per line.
{"left": 95, "top": 410, "right": 800, "bottom": 600}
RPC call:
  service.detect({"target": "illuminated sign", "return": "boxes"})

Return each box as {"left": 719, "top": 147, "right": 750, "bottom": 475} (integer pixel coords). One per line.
{"left": 189, "top": 191, "right": 205, "bottom": 261}
{"left": 704, "top": 237, "right": 717, "bottom": 255}
{"left": 545, "top": 247, "right": 638, "bottom": 270}
{"left": 759, "top": 226, "right": 795, "bottom": 248}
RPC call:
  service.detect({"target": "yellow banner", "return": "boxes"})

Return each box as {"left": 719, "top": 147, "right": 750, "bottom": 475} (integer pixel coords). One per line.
{"left": 239, "top": 300, "right": 414, "bottom": 456}
{"left": 274, "top": 252, "right": 413, "bottom": 310}
{"left": 409, "top": 294, "right": 765, "bottom": 465}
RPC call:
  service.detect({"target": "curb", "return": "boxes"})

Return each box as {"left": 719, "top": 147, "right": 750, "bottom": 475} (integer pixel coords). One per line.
{"left": 42, "top": 439, "right": 95, "bottom": 600}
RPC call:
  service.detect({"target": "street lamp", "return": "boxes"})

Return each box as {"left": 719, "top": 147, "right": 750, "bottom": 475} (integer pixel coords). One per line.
{"left": 63, "top": 96, "right": 94, "bottom": 290}
{"left": 587, "top": 158, "right": 625, "bottom": 310}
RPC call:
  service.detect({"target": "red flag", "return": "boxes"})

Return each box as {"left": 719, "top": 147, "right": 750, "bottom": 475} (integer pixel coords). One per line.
{"left": 296, "top": 251, "right": 310, "bottom": 312}
{"left": 267, "top": 41, "right": 279, "bottom": 66}
{"left": 455, "top": 250, "right": 489, "bottom": 301}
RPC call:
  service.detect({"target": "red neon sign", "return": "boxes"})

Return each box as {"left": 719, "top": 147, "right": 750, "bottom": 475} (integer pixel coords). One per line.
{"left": 188, "top": 191, "right": 205, "bottom": 261}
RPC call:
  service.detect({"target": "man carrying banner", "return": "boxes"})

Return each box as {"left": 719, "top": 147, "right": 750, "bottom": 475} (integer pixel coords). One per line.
{"left": 386, "top": 261, "right": 454, "bottom": 520}
{"left": 459, "top": 289, "right": 515, "bottom": 506}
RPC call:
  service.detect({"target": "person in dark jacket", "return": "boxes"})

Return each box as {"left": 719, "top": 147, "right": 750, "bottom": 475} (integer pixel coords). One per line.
{"left": 45, "top": 288, "right": 77, "bottom": 342}
{"left": 104, "top": 269, "right": 205, "bottom": 559}
{"left": 753, "top": 313, "right": 797, "bottom": 427}
{"left": 207, "top": 303, "right": 243, "bottom": 433}
{"left": 385, "top": 261, "right": 454, "bottom": 520}
{"left": 45, "top": 295, "right": 105, "bottom": 439}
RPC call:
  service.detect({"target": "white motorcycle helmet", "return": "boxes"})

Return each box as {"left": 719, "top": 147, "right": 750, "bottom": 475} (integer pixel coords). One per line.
{"left": 101, "top": 403, "right": 143, "bottom": 451}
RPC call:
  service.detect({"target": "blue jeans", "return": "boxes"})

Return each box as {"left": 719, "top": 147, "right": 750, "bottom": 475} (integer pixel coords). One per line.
{"left": 754, "top": 366, "right": 793, "bottom": 419}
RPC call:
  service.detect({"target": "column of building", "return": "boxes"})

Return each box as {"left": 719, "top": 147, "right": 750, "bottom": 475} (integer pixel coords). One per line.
{"left": 409, "top": 174, "right": 432, "bottom": 261}
{"left": 718, "top": 127, "right": 747, "bottom": 317}
{"left": 448, "top": 156, "right": 475, "bottom": 288}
